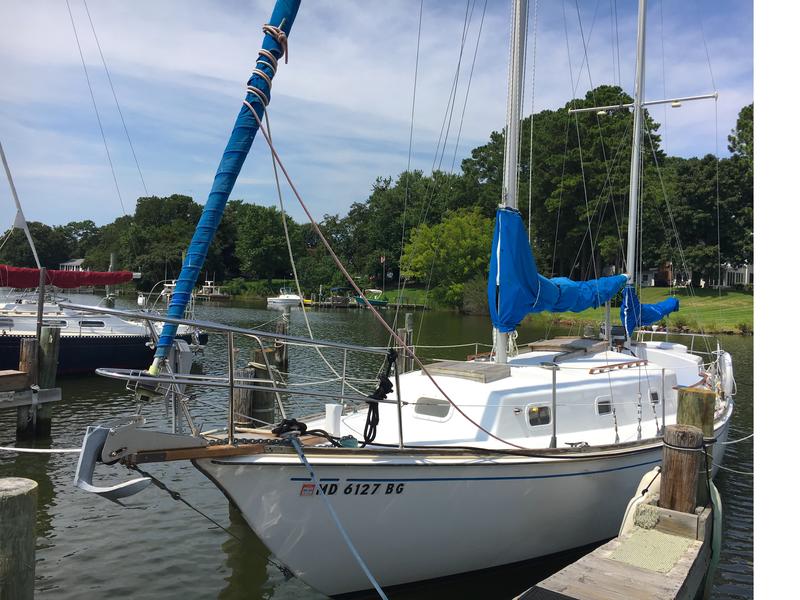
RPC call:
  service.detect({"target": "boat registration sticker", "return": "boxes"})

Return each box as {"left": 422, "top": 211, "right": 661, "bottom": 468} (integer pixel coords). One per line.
{"left": 298, "top": 482, "right": 406, "bottom": 496}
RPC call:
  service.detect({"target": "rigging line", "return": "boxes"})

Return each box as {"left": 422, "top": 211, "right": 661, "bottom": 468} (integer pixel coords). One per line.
{"left": 406, "top": 0, "right": 486, "bottom": 347}
{"left": 65, "top": 0, "right": 127, "bottom": 215}
{"left": 81, "top": 0, "right": 148, "bottom": 196}
{"left": 658, "top": 0, "right": 668, "bottom": 154}
{"left": 697, "top": 3, "right": 718, "bottom": 90}
{"left": 715, "top": 98, "right": 722, "bottom": 301}
{"left": 393, "top": 0, "right": 424, "bottom": 315}
{"left": 643, "top": 125, "right": 713, "bottom": 355}
{"left": 263, "top": 113, "right": 364, "bottom": 399}
{"left": 404, "top": 0, "right": 475, "bottom": 334}
{"left": 570, "top": 113, "right": 600, "bottom": 283}
{"left": 420, "top": 0, "right": 473, "bottom": 217}
{"left": 526, "top": 0, "right": 540, "bottom": 244}
{"left": 573, "top": 0, "right": 617, "bottom": 242}
{"left": 244, "top": 101, "right": 529, "bottom": 451}
{"left": 448, "top": 0, "right": 488, "bottom": 174}
{"left": 566, "top": 115, "right": 632, "bottom": 277}
{"left": 612, "top": 0, "right": 622, "bottom": 91}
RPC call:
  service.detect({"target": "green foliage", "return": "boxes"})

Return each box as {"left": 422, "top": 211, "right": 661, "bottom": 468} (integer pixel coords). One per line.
{"left": 233, "top": 203, "right": 300, "bottom": 282}
{"left": 0, "top": 221, "right": 74, "bottom": 268}
{"left": 401, "top": 208, "right": 492, "bottom": 307}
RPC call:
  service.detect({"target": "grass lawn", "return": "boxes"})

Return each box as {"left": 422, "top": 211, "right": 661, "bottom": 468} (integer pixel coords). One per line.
{"left": 547, "top": 287, "right": 753, "bottom": 334}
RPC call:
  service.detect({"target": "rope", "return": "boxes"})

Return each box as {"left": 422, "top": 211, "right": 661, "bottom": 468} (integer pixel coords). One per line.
{"left": 289, "top": 437, "right": 388, "bottom": 599}
{"left": 718, "top": 432, "right": 753, "bottom": 445}
{"left": 130, "top": 464, "right": 294, "bottom": 579}
{"left": 244, "top": 101, "right": 529, "bottom": 450}
{"left": 261, "top": 110, "right": 368, "bottom": 399}
{"left": 0, "top": 445, "right": 81, "bottom": 454}
{"left": 713, "top": 463, "right": 753, "bottom": 476}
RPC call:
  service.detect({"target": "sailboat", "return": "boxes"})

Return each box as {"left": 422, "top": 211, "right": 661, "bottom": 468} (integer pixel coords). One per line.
{"left": 71, "top": 0, "right": 734, "bottom": 596}
{"left": 0, "top": 142, "right": 207, "bottom": 375}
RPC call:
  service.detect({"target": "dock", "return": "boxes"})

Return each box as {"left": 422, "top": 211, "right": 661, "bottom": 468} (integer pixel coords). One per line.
{"left": 517, "top": 504, "right": 712, "bottom": 600}
{"left": 0, "top": 329, "right": 64, "bottom": 439}
{"left": 516, "top": 412, "right": 720, "bottom": 600}
{"left": 305, "top": 301, "right": 427, "bottom": 310}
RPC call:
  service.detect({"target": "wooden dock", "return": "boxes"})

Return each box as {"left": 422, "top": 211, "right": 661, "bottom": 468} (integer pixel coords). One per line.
{"left": 516, "top": 415, "right": 720, "bottom": 600}
{"left": 517, "top": 504, "right": 712, "bottom": 600}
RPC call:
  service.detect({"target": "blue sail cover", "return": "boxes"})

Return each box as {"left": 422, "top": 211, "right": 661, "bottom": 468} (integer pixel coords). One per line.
{"left": 153, "top": 0, "right": 301, "bottom": 364}
{"left": 620, "top": 286, "right": 679, "bottom": 336}
{"left": 488, "top": 208, "right": 627, "bottom": 333}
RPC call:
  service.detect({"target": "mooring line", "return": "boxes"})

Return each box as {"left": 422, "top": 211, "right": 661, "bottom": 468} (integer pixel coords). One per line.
{"left": 289, "top": 436, "right": 389, "bottom": 600}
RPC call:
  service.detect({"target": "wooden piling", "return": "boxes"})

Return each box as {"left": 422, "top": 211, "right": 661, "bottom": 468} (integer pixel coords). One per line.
{"left": 249, "top": 349, "right": 276, "bottom": 425}
{"left": 677, "top": 387, "right": 715, "bottom": 506}
{"left": 232, "top": 367, "right": 255, "bottom": 427}
{"left": 0, "top": 477, "right": 37, "bottom": 600}
{"left": 18, "top": 339, "right": 38, "bottom": 388}
{"left": 16, "top": 340, "right": 39, "bottom": 439}
{"left": 274, "top": 315, "right": 288, "bottom": 372}
{"left": 396, "top": 313, "right": 414, "bottom": 374}
{"left": 660, "top": 424, "right": 704, "bottom": 514}
{"left": 34, "top": 327, "right": 59, "bottom": 437}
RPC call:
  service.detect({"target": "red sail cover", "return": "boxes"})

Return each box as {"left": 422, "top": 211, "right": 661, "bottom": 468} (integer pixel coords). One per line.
{"left": 0, "top": 265, "right": 133, "bottom": 288}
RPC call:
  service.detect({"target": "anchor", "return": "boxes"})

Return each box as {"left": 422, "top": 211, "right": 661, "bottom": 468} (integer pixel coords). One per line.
{"left": 73, "top": 425, "right": 152, "bottom": 502}
{"left": 74, "top": 416, "right": 208, "bottom": 502}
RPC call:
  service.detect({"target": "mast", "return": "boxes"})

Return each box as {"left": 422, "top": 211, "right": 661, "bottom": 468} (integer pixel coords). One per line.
{"left": 496, "top": 0, "right": 527, "bottom": 365}
{"left": 625, "top": 0, "right": 647, "bottom": 284}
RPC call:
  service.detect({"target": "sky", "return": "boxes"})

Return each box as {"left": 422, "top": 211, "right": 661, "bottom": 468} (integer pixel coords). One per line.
{"left": 0, "top": 0, "right": 753, "bottom": 229}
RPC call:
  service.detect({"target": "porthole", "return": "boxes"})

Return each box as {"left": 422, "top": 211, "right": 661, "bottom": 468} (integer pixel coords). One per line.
{"left": 414, "top": 397, "right": 451, "bottom": 418}
{"left": 597, "top": 397, "right": 612, "bottom": 415}
{"left": 528, "top": 405, "right": 551, "bottom": 427}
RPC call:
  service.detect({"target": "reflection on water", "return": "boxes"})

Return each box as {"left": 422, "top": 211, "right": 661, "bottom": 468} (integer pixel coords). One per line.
{"left": 0, "top": 294, "right": 752, "bottom": 599}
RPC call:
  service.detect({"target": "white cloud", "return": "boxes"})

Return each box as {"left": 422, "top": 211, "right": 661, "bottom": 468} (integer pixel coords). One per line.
{"left": 0, "top": 0, "right": 752, "bottom": 231}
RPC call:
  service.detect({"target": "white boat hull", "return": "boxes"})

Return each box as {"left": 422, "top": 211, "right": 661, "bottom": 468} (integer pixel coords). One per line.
{"left": 196, "top": 416, "right": 730, "bottom": 597}
{"left": 267, "top": 297, "right": 301, "bottom": 307}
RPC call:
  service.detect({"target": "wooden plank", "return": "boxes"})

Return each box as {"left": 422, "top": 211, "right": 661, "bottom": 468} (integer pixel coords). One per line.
{"left": 0, "top": 370, "right": 29, "bottom": 393}
{"left": 128, "top": 435, "right": 329, "bottom": 464}
{"left": 426, "top": 360, "right": 510, "bottom": 383}
{"left": 0, "top": 389, "right": 62, "bottom": 409}
{"left": 653, "top": 506, "right": 701, "bottom": 539}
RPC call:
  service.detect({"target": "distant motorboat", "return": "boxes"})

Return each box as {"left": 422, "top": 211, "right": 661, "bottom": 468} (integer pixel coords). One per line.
{"left": 266, "top": 287, "right": 302, "bottom": 307}
{"left": 197, "top": 280, "right": 230, "bottom": 301}
{"left": 354, "top": 288, "right": 388, "bottom": 308}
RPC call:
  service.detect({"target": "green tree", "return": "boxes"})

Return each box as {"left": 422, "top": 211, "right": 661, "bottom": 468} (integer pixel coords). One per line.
{"left": 234, "top": 204, "right": 301, "bottom": 283}
{"left": 0, "top": 222, "right": 73, "bottom": 268}
{"left": 401, "top": 208, "right": 492, "bottom": 307}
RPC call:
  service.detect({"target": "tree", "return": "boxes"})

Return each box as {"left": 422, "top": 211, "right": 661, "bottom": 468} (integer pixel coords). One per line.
{"left": 401, "top": 208, "right": 492, "bottom": 307}
{"left": 0, "top": 222, "right": 73, "bottom": 268}
{"left": 728, "top": 103, "right": 753, "bottom": 174}
{"left": 234, "top": 204, "right": 301, "bottom": 283}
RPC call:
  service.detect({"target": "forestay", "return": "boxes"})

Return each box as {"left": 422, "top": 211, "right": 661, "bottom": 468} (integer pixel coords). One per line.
{"left": 153, "top": 0, "right": 301, "bottom": 368}
{"left": 488, "top": 207, "right": 627, "bottom": 333}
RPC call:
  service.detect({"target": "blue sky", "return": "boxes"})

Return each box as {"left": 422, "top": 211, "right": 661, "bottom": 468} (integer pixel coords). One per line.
{"left": 0, "top": 0, "right": 753, "bottom": 229}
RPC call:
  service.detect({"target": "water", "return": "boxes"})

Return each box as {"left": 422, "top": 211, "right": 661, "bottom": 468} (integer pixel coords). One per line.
{"left": 0, "top": 294, "right": 753, "bottom": 599}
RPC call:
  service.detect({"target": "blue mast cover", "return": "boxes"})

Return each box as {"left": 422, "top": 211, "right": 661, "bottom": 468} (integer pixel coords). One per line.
{"left": 154, "top": 0, "right": 301, "bottom": 363}
{"left": 620, "top": 286, "right": 679, "bottom": 336}
{"left": 488, "top": 208, "right": 627, "bottom": 333}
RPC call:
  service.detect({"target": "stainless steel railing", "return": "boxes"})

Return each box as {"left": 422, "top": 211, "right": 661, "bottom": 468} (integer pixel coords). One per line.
{"left": 62, "top": 303, "right": 396, "bottom": 445}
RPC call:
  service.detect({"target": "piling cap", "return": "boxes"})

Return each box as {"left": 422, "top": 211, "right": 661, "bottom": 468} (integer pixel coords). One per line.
{"left": 0, "top": 477, "right": 38, "bottom": 497}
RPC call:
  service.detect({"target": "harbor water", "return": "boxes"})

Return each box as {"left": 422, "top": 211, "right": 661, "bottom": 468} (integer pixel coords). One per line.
{"left": 0, "top": 294, "right": 753, "bottom": 599}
